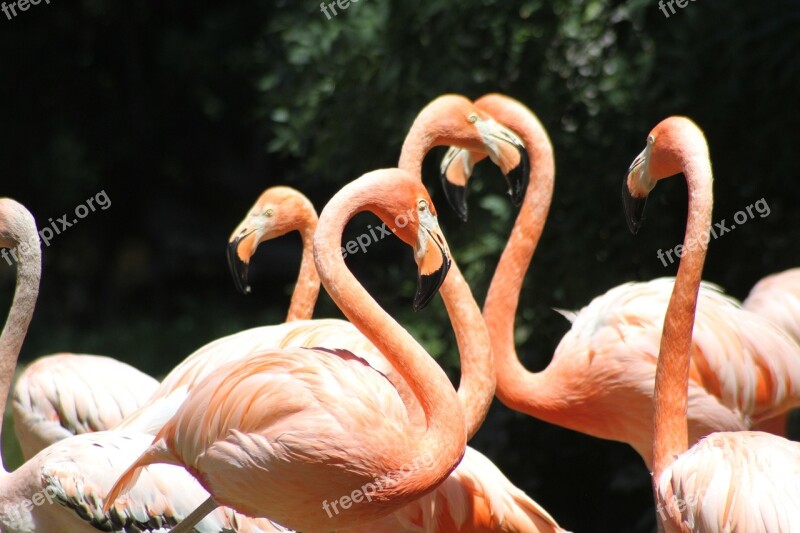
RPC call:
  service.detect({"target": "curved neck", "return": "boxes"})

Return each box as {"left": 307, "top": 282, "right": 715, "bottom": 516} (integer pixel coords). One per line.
{"left": 285, "top": 222, "right": 319, "bottom": 322}
{"left": 438, "top": 261, "right": 494, "bottom": 439}
{"left": 314, "top": 176, "right": 466, "bottom": 474}
{"left": 0, "top": 242, "right": 41, "bottom": 474}
{"left": 398, "top": 128, "right": 431, "bottom": 175}
{"left": 397, "top": 97, "right": 485, "bottom": 175}
{"left": 652, "top": 155, "right": 713, "bottom": 486}
{"left": 478, "top": 100, "right": 563, "bottom": 420}
{"left": 398, "top": 104, "right": 445, "bottom": 174}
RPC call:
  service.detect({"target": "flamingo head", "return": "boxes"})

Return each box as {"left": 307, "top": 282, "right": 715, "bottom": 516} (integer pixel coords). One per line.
{"left": 403, "top": 95, "right": 528, "bottom": 222}
{"left": 439, "top": 123, "right": 528, "bottom": 222}
{"left": 622, "top": 117, "right": 707, "bottom": 234}
{"left": 227, "top": 186, "right": 317, "bottom": 295}
{"left": 363, "top": 172, "right": 452, "bottom": 311}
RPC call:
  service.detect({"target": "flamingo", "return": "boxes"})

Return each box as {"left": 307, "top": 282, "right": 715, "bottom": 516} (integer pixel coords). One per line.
{"left": 624, "top": 117, "right": 800, "bottom": 532}
{"left": 104, "top": 168, "right": 477, "bottom": 532}
{"left": 232, "top": 185, "right": 566, "bottom": 532}
{"left": 437, "top": 94, "right": 800, "bottom": 469}
{"left": 0, "top": 198, "right": 288, "bottom": 532}
{"left": 742, "top": 267, "right": 800, "bottom": 436}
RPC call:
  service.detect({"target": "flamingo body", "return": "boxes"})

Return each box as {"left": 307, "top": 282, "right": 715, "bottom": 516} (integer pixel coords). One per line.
{"left": 0, "top": 431, "right": 287, "bottom": 532}
{"left": 116, "top": 319, "right": 392, "bottom": 435}
{"left": 743, "top": 267, "right": 800, "bottom": 435}
{"left": 126, "top": 348, "right": 422, "bottom": 532}
{"left": 744, "top": 268, "right": 800, "bottom": 343}
{"left": 12, "top": 353, "right": 159, "bottom": 459}
{"left": 657, "top": 431, "right": 800, "bottom": 532}
{"left": 340, "top": 447, "right": 567, "bottom": 533}
{"left": 547, "top": 277, "right": 800, "bottom": 466}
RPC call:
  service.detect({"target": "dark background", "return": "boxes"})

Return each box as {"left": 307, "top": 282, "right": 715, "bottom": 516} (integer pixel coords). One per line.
{"left": 2, "top": 1, "right": 799, "bottom": 531}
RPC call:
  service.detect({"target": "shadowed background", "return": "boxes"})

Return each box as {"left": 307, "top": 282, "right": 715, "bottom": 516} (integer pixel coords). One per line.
{"left": 1, "top": 1, "right": 799, "bottom": 531}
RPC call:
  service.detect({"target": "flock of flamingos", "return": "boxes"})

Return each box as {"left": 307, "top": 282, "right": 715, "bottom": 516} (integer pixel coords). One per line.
{"left": 1, "top": 93, "right": 799, "bottom": 533}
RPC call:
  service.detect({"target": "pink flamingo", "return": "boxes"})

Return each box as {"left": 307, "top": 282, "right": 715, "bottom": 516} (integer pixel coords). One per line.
{"left": 438, "top": 94, "right": 800, "bottom": 469}
{"left": 231, "top": 185, "right": 565, "bottom": 532}
{"left": 104, "top": 168, "right": 475, "bottom": 532}
{"left": 625, "top": 117, "right": 800, "bottom": 531}
{"left": 0, "top": 199, "right": 285, "bottom": 532}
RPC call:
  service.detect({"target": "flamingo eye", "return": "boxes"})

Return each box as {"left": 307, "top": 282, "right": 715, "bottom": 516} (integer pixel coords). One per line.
{"left": 647, "top": 135, "right": 655, "bottom": 145}
{"left": 467, "top": 114, "right": 478, "bottom": 124}
{"left": 418, "top": 199, "right": 428, "bottom": 211}
{"left": 265, "top": 208, "right": 274, "bottom": 218}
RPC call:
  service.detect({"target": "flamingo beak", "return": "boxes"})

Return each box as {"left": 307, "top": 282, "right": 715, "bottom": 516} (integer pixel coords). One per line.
{"left": 413, "top": 229, "right": 451, "bottom": 311}
{"left": 622, "top": 146, "right": 652, "bottom": 235}
{"left": 227, "top": 231, "right": 256, "bottom": 295}
{"left": 412, "top": 208, "right": 451, "bottom": 312}
{"left": 499, "top": 136, "right": 529, "bottom": 207}
{"left": 479, "top": 121, "right": 529, "bottom": 207}
{"left": 439, "top": 147, "right": 472, "bottom": 222}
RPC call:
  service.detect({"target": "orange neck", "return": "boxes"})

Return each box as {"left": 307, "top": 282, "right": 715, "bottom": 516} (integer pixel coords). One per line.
{"left": 314, "top": 170, "right": 466, "bottom": 483}
{"left": 438, "top": 261, "right": 494, "bottom": 439}
{"left": 285, "top": 221, "right": 320, "bottom": 322}
{"left": 475, "top": 95, "right": 566, "bottom": 422}
{"left": 651, "top": 153, "right": 713, "bottom": 487}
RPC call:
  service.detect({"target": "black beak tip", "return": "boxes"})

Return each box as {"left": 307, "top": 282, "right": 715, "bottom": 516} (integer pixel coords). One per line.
{"left": 506, "top": 145, "right": 530, "bottom": 207}
{"left": 413, "top": 257, "right": 451, "bottom": 311}
{"left": 621, "top": 180, "right": 647, "bottom": 235}
{"left": 440, "top": 177, "right": 469, "bottom": 223}
{"left": 226, "top": 239, "right": 252, "bottom": 295}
